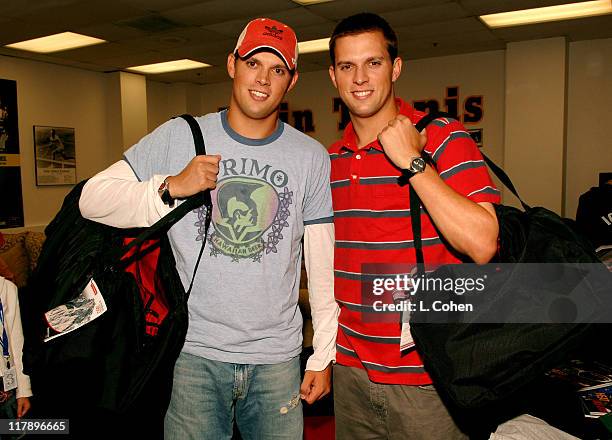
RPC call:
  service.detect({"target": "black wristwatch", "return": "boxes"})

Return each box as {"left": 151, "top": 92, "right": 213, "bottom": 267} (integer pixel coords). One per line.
{"left": 398, "top": 156, "right": 427, "bottom": 186}
{"left": 158, "top": 178, "right": 175, "bottom": 208}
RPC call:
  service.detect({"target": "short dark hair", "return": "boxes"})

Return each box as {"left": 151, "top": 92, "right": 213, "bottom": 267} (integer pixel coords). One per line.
{"left": 329, "top": 13, "right": 398, "bottom": 65}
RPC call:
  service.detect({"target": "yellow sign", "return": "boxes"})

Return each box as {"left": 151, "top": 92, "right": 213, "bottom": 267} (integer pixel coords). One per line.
{"left": 0, "top": 154, "right": 20, "bottom": 167}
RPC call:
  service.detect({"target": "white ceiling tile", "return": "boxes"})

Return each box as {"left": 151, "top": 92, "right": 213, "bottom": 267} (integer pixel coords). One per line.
{"left": 96, "top": 50, "right": 172, "bottom": 68}
{"left": 0, "top": 0, "right": 81, "bottom": 19}
{"left": 51, "top": 41, "right": 144, "bottom": 62}
{"left": 118, "top": 0, "right": 215, "bottom": 13}
{"left": 293, "top": 21, "right": 337, "bottom": 41}
{"left": 74, "top": 23, "right": 148, "bottom": 41}
{"left": 395, "top": 17, "right": 490, "bottom": 38}
{"left": 306, "top": 0, "right": 452, "bottom": 21}
{"left": 380, "top": 2, "right": 469, "bottom": 26}
{"left": 163, "top": 0, "right": 298, "bottom": 26}
{"left": 268, "top": 7, "right": 332, "bottom": 27}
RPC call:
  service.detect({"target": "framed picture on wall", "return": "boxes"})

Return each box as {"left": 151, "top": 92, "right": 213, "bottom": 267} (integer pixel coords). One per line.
{"left": 33, "top": 125, "right": 76, "bottom": 186}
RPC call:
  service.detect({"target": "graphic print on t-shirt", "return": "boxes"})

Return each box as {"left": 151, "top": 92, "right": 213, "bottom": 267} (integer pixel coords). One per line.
{"left": 206, "top": 157, "right": 293, "bottom": 262}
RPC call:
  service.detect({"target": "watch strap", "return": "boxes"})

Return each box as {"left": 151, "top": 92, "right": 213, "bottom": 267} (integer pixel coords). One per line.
{"left": 398, "top": 156, "right": 427, "bottom": 187}
{"left": 158, "top": 178, "right": 175, "bottom": 208}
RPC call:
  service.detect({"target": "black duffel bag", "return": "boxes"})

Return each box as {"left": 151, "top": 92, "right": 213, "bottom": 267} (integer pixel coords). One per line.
{"left": 22, "top": 114, "right": 211, "bottom": 439}
{"left": 407, "top": 112, "right": 611, "bottom": 435}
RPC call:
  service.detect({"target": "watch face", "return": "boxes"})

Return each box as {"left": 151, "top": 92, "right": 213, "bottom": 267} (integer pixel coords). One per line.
{"left": 411, "top": 157, "right": 426, "bottom": 173}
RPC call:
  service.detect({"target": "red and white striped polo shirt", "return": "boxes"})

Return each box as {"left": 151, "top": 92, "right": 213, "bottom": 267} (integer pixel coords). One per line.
{"left": 330, "top": 98, "right": 501, "bottom": 385}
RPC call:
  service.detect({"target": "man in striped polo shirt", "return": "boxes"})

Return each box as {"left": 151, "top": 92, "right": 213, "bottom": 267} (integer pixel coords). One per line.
{"left": 327, "top": 13, "right": 501, "bottom": 439}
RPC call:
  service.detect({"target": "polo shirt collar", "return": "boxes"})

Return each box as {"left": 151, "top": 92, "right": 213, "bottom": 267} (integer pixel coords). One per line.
{"left": 334, "top": 98, "right": 416, "bottom": 153}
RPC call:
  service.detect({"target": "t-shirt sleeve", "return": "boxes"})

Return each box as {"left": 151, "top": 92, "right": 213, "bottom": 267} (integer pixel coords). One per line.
{"left": 425, "top": 117, "right": 501, "bottom": 204}
{"left": 123, "top": 119, "right": 177, "bottom": 182}
{"left": 303, "top": 145, "right": 334, "bottom": 225}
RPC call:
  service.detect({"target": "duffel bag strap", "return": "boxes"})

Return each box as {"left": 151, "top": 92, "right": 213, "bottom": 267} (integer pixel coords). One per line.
{"left": 409, "top": 111, "right": 533, "bottom": 266}
{"left": 409, "top": 111, "right": 447, "bottom": 275}
{"left": 409, "top": 186, "right": 425, "bottom": 277}
{"left": 480, "top": 153, "right": 530, "bottom": 211}
{"left": 415, "top": 111, "right": 530, "bottom": 212}
{"left": 117, "top": 114, "right": 213, "bottom": 298}
{"left": 177, "top": 114, "right": 212, "bottom": 296}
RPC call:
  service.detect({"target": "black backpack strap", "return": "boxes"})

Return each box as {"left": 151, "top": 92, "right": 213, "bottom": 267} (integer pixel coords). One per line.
{"left": 176, "top": 114, "right": 213, "bottom": 296}
{"left": 419, "top": 110, "right": 530, "bottom": 211}
{"left": 409, "top": 111, "right": 532, "bottom": 270}
{"left": 116, "top": 114, "right": 213, "bottom": 297}
{"left": 179, "top": 113, "right": 206, "bottom": 156}
{"left": 409, "top": 186, "right": 425, "bottom": 277}
{"left": 480, "top": 153, "right": 530, "bottom": 211}
{"left": 409, "top": 111, "right": 450, "bottom": 275}
{"left": 414, "top": 111, "right": 451, "bottom": 132}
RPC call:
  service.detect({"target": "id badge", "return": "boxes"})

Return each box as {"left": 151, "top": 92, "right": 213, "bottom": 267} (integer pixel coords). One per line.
{"left": 3, "top": 367, "right": 17, "bottom": 391}
{"left": 400, "top": 322, "right": 415, "bottom": 354}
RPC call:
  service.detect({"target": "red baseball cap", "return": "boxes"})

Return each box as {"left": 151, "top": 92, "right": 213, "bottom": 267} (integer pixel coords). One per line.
{"left": 234, "top": 18, "right": 298, "bottom": 70}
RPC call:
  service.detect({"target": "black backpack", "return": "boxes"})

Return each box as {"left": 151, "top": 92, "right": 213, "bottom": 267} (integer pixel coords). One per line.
{"left": 407, "top": 112, "right": 611, "bottom": 435}
{"left": 22, "top": 114, "right": 211, "bottom": 439}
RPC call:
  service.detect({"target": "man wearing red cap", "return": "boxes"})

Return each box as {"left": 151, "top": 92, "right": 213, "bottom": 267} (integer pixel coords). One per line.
{"left": 80, "top": 18, "right": 337, "bottom": 439}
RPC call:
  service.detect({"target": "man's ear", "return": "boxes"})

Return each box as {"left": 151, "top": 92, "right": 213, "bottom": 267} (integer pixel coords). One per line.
{"left": 328, "top": 65, "right": 338, "bottom": 89}
{"left": 391, "top": 57, "right": 402, "bottom": 83}
{"left": 227, "top": 53, "right": 236, "bottom": 79}
{"left": 287, "top": 71, "right": 299, "bottom": 93}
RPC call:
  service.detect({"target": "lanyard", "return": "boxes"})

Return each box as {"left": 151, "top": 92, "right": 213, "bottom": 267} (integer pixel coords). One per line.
{"left": 0, "top": 301, "right": 9, "bottom": 359}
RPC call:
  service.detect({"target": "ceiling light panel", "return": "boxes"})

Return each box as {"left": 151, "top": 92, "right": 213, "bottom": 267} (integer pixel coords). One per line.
{"left": 127, "top": 59, "right": 211, "bottom": 74}
{"left": 5, "top": 32, "right": 107, "bottom": 53}
{"left": 292, "top": 0, "right": 335, "bottom": 5}
{"left": 298, "top": 38, "right": 330, "bottom": 54}
{"left": 480, "top": 0, "right": 612, "bottom": 28}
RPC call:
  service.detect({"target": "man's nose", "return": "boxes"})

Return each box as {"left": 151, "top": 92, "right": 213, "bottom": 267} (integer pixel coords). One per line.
{"left": 354, "top": 66, "right": 368, "bottom": 86}
{"left": 256, "top": 69, "right": 271, "bottom": 86}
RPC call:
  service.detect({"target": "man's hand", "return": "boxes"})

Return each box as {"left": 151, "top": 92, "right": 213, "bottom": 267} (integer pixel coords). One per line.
{"left": 167, "top": 154, "right": 221, "bottom": 198}
{"left": 17, "top": 397, "right": 31, "bottom": 418}
{"left": 300, "top": 364, "right": 332, "bottom": 404}
{"left": 377, "top": 114, "right": 427, "bottom": 169}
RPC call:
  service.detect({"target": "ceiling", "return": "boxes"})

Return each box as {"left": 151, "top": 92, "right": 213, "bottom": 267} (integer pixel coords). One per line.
{"left": 1, "top": 0, "right": 611, "bottom": 85}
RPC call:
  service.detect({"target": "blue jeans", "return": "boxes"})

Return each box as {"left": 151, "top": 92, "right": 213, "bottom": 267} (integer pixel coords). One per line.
{"left": 164, "top": 352, "right": 303, "bottom": 440}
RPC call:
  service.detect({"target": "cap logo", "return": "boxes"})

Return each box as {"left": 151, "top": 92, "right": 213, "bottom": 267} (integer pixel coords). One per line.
{"left": 263, "top": 25, "right": 283, "bottom": 40}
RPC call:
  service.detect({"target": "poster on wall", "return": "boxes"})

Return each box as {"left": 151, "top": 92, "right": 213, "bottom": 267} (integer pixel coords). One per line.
{"left": 33, "top": 125, "right": 76, "bottom": 186}
{"left": 0, "top": 78, "right": 24, "bottom": 228}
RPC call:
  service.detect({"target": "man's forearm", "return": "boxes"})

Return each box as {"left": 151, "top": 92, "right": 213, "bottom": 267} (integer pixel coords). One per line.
{"left": 79, "top": 160, "right": 175, "bottom": 228}
{"left": 303, "top": 223, "right": 339, "bottom": 371}
{"left": 409, "top": 166, "right": 499, "bottom": 263}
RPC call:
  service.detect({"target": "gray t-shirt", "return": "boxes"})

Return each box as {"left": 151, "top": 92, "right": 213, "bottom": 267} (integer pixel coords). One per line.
{"left": 124, "top": 110, "right": 333, "bottom": 364}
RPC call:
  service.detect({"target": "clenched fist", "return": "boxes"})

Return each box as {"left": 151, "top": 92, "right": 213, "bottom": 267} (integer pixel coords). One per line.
{"left": 166, "top": 154, "right": 221, "bottom": 198}
{"left": 377, "top": 114, "right": 427, "bottom": 169}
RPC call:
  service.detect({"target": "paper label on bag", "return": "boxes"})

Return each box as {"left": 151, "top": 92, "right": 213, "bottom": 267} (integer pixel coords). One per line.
{"left": 3, "top": 367, "right": 17, "bottom": 391}
{"left": 400, "top": 322, "right": 415, "bottom": 354}
{"left": 44, "top": 278, "right": 107, "bottom": 342}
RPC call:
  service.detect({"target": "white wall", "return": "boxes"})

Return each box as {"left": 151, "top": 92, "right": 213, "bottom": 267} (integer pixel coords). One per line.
{"left": 566, "top": 38, "right": 612, "bottom": 218}
{"left": 147, "top": 82, "right": 206, "bottom": 132}
{"left": 1, "top": 56, "right": 110, "bottom": 230}
{"left": 147, "top": 80, "right": 173, "bottom": 132}
{"left": 505, "top": 38, "right": 567, "bottom": 213}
